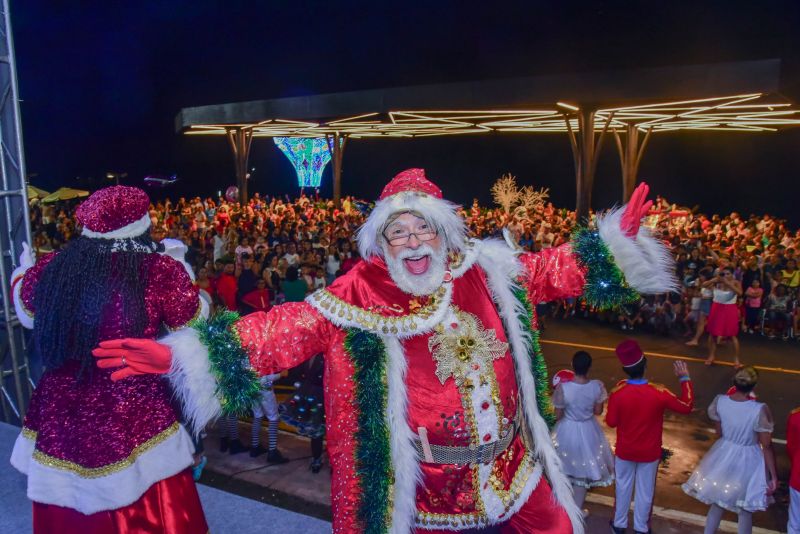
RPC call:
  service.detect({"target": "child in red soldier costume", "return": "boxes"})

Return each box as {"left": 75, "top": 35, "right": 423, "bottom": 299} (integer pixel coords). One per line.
{"left": 9, "top": 186, "right": 209, "bottom": 533}
{"left": 606, "top": 339, "right": 693, "bottom": 534}
{"left": 95, "top": 170, "right": 676, "bottom": 534}
{"left": 788, "top": 406, "right": 800, "bottom": 534}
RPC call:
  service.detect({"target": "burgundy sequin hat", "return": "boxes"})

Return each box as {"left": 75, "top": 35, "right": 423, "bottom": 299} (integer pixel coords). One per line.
{"left": 76, "top": 186, "right": 151, "bottom": 239}
{"left": 356, "top": 168, "right": 467, "bottom": 259}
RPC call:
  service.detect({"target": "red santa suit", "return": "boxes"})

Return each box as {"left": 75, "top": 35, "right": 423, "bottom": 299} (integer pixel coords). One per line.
{"left": 121, "top": 170, "right": 675, "bottom": 534}
{"left": 9, "top": 187, "right": 209, "bottom": 533}
{"left": 788, "top": 407, "right": 800, "bottom": 534}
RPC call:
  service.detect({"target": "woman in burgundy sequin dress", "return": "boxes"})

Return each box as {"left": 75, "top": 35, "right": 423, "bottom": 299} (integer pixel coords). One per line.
{"left": 9, "top": 186, "right": 209, "bottom": 534}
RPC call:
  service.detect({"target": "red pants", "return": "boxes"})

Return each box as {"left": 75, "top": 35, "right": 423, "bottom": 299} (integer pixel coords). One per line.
{"left": 32, "top": 470, "right": 208, "bottom": 534}
{"left": 418, "top": 477, "right": 573, "bottom": 533}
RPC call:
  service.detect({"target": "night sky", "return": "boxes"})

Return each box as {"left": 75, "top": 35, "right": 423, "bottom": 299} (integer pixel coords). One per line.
{"left": 12, "top": 1, "right": 800, "bottom": 224}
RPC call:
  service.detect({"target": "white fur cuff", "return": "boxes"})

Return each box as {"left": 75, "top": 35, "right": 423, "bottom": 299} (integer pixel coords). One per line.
{"left": 162, "top": 327, "right": 222, "bottom": 436}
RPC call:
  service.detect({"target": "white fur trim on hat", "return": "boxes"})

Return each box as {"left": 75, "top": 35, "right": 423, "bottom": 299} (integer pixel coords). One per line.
{"left": 81, "top": 212, "right": 151, "bottom": 240}
{"left": 356, "top": 192, "right": 467, "bottom": 259}
{"left": 161, "top": 327, "right": 222, "bottom": 436}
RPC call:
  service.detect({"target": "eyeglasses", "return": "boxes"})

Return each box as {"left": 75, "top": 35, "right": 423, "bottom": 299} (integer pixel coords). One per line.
{"left": 383, "top": 228, "right": 438, "bottom": 246}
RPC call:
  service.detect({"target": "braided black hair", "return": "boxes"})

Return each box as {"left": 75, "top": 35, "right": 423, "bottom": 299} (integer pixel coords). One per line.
{"left": 33, "top": 234, "right": 156, "bottom": 376}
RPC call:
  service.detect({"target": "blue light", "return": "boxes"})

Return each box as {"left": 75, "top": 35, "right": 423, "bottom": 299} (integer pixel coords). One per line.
{"left": 274, "top": 137, "right": 333, "bottom": 188}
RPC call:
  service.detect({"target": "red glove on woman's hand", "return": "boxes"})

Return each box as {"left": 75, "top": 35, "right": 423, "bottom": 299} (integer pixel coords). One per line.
{"left": 92, "top": 338, "right": 173, "bottom": 382}
{"left": 620, "top": 182, "right": 654, "bottom": 238}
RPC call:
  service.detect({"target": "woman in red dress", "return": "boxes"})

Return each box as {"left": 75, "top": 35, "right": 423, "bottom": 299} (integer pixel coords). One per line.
{"left": 705, "top": 266, "right": 743, "bottom": 367}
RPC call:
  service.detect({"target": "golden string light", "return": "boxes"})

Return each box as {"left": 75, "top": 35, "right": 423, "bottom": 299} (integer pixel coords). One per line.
{"left": 183, "top": 93, "right": 800, "bottom": 139}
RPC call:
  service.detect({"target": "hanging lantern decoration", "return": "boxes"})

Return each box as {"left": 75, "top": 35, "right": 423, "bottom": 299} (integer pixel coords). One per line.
{"left": 274, "top": 137, "right": 333, "bottom": 188}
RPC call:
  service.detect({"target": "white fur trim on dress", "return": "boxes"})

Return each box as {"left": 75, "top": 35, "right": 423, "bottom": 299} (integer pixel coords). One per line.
{"left": 476, "top": 242, "right": 585, "bottom": 534}
{"left": 357, "top": 192, "right": 467, "bottom": 260}
{"left": 81, "top": 212, "right": 151, "bottom": 240}
{"left": 382, "top": 335, "right": 423, "bottom": 534}
{"left": 10, "top": 424, "right": 195, "bottom": 515}
{"left": 596, "top": 207, "right": 678, "bottom": 295}
{"left": 162, "top": 327, "right": 222, "bottom": 436}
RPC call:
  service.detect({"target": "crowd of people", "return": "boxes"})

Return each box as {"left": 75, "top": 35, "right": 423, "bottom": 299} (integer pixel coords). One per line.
{"left": 17, "top": 180, "right": 800, "bottom": 534}
{"left": 30, "top": 192, "right": 800, "bottom": 354}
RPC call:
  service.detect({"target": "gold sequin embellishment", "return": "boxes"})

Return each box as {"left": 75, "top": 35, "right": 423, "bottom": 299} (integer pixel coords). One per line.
{"left": 30, "top": 421, "right": 181, "bottom": 479}
{"left": 427, "top": 307, "right": 508, "bottom": 387}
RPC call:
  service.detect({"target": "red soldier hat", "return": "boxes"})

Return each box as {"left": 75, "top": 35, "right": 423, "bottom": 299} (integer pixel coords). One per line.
{"left": 357, "top": 168, "right": 466, "bottom": 259}
{"left": 76, "top": 186, "right": 151, "bottom": 239}
{"left": 615, "top": 339, "right": 645, "bottom": 367}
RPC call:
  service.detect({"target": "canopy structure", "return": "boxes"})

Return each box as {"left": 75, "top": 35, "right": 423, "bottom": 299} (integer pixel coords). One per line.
{"left": 176, "top": 59, "right": 800, "bottom": 218}
{"left": 41, "top": 187, "right": 90, "bottom": 204}
{"left": 26, "top": 185, "right": 50, "bottom": 200}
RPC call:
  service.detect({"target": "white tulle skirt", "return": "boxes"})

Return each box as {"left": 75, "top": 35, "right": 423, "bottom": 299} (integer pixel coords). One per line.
{"left": 682, "top": 438, "right": 769, "bottom": 513}
{"left": 553, "top": 417, "right": 614, "bottom": 487}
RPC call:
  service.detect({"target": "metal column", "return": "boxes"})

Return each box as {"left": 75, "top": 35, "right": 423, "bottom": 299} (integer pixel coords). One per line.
{"left": 0, "top": 0, "right": 34, "bottom": 424}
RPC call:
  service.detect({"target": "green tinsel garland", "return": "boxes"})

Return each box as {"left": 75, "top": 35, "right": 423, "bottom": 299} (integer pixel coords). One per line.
{"left": 191, "top": 310, "right": 261, "bottom": 417}
{"left": 513, "top": 288, "right": 556, "bottom": 428}
{"left": 571, "top": 227, "right": 639, "bottom": 310}
{"left": 345, "top": 329, "right": 392, "bottom": 534}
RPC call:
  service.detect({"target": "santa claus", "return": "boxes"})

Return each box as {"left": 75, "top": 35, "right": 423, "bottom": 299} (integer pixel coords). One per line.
{"left": 10, "top": 186, "right": 209, "bottom": 533}
{"left": 94, "top": 169, "right": 674, "bottom": 533}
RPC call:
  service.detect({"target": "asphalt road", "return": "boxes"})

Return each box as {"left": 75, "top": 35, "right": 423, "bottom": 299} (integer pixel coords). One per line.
{"left": 539, "top": 316, "right": 798, "bottom": 532}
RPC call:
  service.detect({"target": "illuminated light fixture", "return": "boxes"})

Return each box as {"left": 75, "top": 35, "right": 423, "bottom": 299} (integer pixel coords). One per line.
{"left": 601, "top": 93, "right": 762, "bottom": 113}
{"left": 185, "top": 93, "right": 800, "bottom": 138}
{"left": 274, "top": 137, "right": 334, "bottom": 188}
{"left": 327, "top": 112, "right": 380, "bottom": 125}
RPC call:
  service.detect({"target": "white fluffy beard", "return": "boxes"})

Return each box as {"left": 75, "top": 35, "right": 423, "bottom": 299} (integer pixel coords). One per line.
{"left": 382, "top": 241, "right": 447, "bottom": 296}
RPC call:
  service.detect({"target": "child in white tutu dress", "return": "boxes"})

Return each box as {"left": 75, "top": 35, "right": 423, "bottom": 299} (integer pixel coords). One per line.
{"left": 552, "top": 351, "right": 615, "bottom": 509}
{"left": 683, "top": 367, "right": 778, "bottom": 534}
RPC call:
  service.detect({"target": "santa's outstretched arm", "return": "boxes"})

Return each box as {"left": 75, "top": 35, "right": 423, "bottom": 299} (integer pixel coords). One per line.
{"left": 94, "top": 302, "right": 331, "bottom": 436}
{"left": 520, "top": 182, "right": 677, "bottom": 308}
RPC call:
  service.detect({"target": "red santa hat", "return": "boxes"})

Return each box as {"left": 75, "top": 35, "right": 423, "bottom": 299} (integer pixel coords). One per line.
{"left": 356, "top": 168, "right": 467, "bottom": 259}
{"left": 76, "top": 186, "right": 151, "bottom": 239}
{"left": 552, "top": 369, "right": 575, "bottom": 388}
{"left": 615, "top": 339, "right": 645, "bottom": 367}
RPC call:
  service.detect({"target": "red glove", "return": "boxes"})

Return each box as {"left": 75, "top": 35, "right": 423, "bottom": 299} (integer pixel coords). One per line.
{"left": 620, "top": 182, "right": 654, "bottom": 238}
{"left": 92, "top": 338, "right": 172, "bottom": 382}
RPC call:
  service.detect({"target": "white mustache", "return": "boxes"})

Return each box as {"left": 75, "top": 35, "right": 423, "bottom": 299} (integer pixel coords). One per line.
{"left": 396, "top": 243, "right": 435, "bottom": 261}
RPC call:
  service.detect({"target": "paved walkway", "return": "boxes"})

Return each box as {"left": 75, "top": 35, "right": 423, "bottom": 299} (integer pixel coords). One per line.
{"left": 0, "top": 422, "right": 330, "bottom": 534}
{"left": 202, "top": 423, "right": 782, "bottom": 533}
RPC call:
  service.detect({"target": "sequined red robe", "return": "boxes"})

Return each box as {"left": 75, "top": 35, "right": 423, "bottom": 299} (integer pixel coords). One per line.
{"left": 233, "top": 240, "right": 586, "bottom": 533}
{"left": 10, "top": 252, "right": 208, "bottom": 533}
